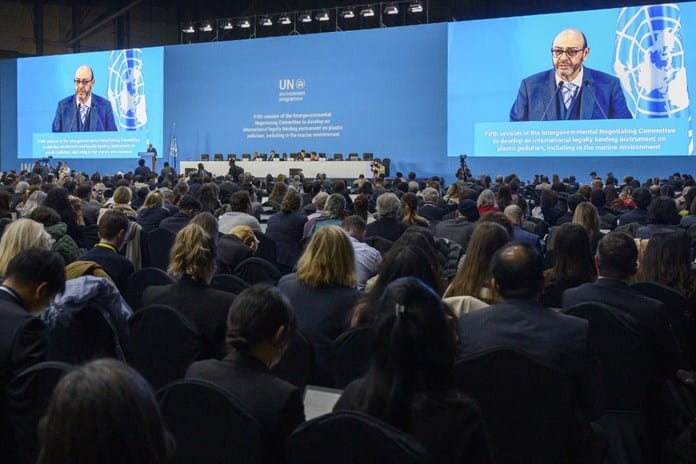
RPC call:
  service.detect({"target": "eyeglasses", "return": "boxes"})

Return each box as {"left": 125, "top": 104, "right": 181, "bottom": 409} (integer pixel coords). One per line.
{"left": 74, "top": 78, "right": 93, "bottom": 86}
{"left": 551, "top": 48, "right": 586, "bottom": 58}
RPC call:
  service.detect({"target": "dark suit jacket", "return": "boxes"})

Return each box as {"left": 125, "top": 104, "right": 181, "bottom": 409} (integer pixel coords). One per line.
{"left": 562, "top": 278, "right": 679, "bottom": 384}
{"left": 52, "top": 93, "right": 118, "bottom": 132}
{"left": 0, "top": 288, "right": 47, "bottom": 461}
{"left": 417, "top": 204, "right": 445, "bottom": 222}
{"left": 265, "top": 212, "right": 307, "bottom": 269}
{"left": 434, "top": 217, "right": 476, "bottom": 251}
{"left": 617, "top": 207, "right": 650, "bottom": 227}
{"left": 509, "top": 67, "right": 632, "bottom": 121}
{"left": 458, "top": 298, "right": 603, "bottom": 421}
{"left": 158, "top": 211, "right": 191, "bottom": 235}
{"left": 366, "top": 217, "right": 410, "bottom": 243}
{"left": 186, "top": 352, "right": 304, "bottom": 463}
{"left": 78, "top": 245, "right": 134, "bottom": 293}
{"left": 141, "top": 276, "right": 235, "bottom": 359}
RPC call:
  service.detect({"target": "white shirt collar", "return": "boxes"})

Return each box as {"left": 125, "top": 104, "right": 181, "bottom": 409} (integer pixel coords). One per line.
{"left": 555, "top": 67, "right": 584, "bottom": 90}
{"left": 76, "top": 95, "right": 93, "bottom": 108}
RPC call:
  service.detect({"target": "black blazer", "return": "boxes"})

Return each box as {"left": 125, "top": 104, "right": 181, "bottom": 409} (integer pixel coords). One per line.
{"left": 186, "top": 352, "right": 304, "bottom": 462}
{"left": 265, "top": 212, "right": 307, "bottom": 269}
{"left": 142, "top": 276, "right": 235, "bottom": 359}
{"left": 78, "top": 245, "right": 134, "bottom": 293}
{"left": 366, "top": 217, "right": 410, "bottom": 243}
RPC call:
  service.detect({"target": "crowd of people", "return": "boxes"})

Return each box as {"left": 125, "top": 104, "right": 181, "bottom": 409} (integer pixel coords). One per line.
{"left": 2, "top": 161, "right": 696, "bottom": 462}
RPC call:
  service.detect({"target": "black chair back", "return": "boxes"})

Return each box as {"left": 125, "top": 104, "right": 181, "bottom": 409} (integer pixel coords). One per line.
{"left": 47, "top": 306, "right": 125, "bottom": 363}
{"left": 157, "top": 379, "right": 266, "bottom": 464}
{"left": 82, "top": 223, "right": 100, "bottom": 249}
{"left": 631, "top": 281, "right": 696, "bottom": 369}
{"left": 141, "top": 228, "right": 176, "bottom": 271}
{"left": 270, "top": 331, "right": 314, "bottom": 389}
{"left": 253, "top": 231, "right": 277, "bottom": 265}
{"left": 210, "top": 273, "right": 250, "bottom": 294}
{"left": 286, "top": 410, "right": 428, "bottom": 464}
{"left": 332, "top": 326, "right": 375, "bottom": 388}
{"left": 233, "top": 257, "right": 282, "bottom": 285}
{"left": 9, "top": 361, "right": 75, "bottom": 464}
{"left": 365, "top": 236, "right": 393, "bottom": 256}
{"left": 124, "top": 267, "right": 175, "bottom": 311}
{"left": 127, "top": 304, "right": 202, "bottom": 390}
{"left": 454, "top": 348, "right": 584, "bottom": 464}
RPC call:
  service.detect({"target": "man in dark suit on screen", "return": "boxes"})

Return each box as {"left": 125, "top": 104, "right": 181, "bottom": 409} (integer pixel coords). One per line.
{"left": 510, "top": 29, "right": 632, "bottom": 121}
{"left": 52, "top": 65, "right": 118, "bottom": 132}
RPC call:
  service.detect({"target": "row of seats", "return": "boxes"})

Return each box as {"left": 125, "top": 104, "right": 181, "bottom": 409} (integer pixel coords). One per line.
{"left": 200, "top": 153, "right": 376, "bottom": 161}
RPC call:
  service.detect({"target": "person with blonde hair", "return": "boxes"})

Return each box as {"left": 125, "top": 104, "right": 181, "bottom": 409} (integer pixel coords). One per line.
{"left": 228, "top": 225, "right": 258, "bottom": 253}
{"left": 136, "top": 190, "right": 169, "bottom": 232}
{"left": 141, "top": 223, "right": 235, "bottom": 358}
{"left": 277, "top": 225, "right": 360, "bottom": 386}
{"left": 99, "top": 185, "right": 136, "bottom": 222}
{"left": 572, "top": 201, "right": 602, "bottom": 252}
{"left": 0, "top": 218, "right": 53, "bottom": 278}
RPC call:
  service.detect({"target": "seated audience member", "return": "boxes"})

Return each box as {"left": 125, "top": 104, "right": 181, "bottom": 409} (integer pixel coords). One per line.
{"left": 302, "top": 191, "right": 328, "bottom": 224}
{"left": 197, "top": 183, "right": 221, "bottom": 215}
{"left": 503, "top": 204, "right": 542, "bottom": 253}
{"left": 36, "top": 359, "right": 172, "bottom": 464}
{"left": 563, "top": 232, "right": 679, "bottom": 389}
{"left": 573, "top": 202, "right": 603, "bottom": 253}
{"left": 136, "top": 190, "right": 169, "bottom": 232}
{"left": 556, "top": 193, "right": 586, "bottom": 226}
{"left": 305, "top": 193, "right": 346, "bottom": 237}
{"left": 459, "top": 243, "right": 604, "bottom": 424}
{"left": 186, "top": 285, "right": 304, "bottom": 462}
{"left": 366, "top": 192, "right": 409, "bottom": 242}
{"left": 540, "top": 223, "right": 597, "bottom": 308}
{"left": 401, "top": 192, "right": 429, "bottom": 227}
{"left": 16, "top": 190, "right": 47, "bottom": 219}
{"left": 1, "top": 249, "right": 66, "bottom": 461}
{"left": 335, "top": 277, "right": 493, "bottom": 464}
{"left": 159, "top": 194, "right": 201, "bottom": 235}
{"left": 350, "top": 245, "right": 442, "bottom": 327}
{"left": 218, "top": 190, "right": 261, "bottom": 234}
{"left": 417, "top": 187, "right": 445, "bottom": 222}
{"left": 142, "top": 223, "right": 234, "bottom": 359}
{"left": 30, "top": 206, "right": 81, "bottom": 265}
{"left": 266, "top": 190, "right": 307, "bottom": 274}
{"left": 75, "top": 183, "right": 101, "bottom": 226}
{"left": 680, "top": 196, "right": 696, "bottom": 228}
{"left": 589, "top": 189, "right": 617, "bottom": 230}
{"left": 228, "top": 225, "right": 258, "bottom": 254}
{"left": 189, "top": 211, "right": 219, "bottom": 241}
{"left": 263, "top": 182, "right": 287, "bottom": 213}
{"left": 444, "top": 222, "right": 510, "bottom": 304}
{"left": 434, "top": 199, "right": 480, "bottom": 251}
{"left": 342, "top": 215, "right": 382, "bottom": 291}
{"left": 0, "top": 219, "right": 54, "bottom": 279}
{"left": 99, "top": 185, "right": 137, "bottom": 222}
{"left": 476, "top": 189, "right": 498, "bottom": 217}
{"left": 44, "top": 187, "right": 85, "bottom": 248}
{"left": 636, "top": 196, "right": 684, "bottom": 239}
{"left": 277, "top": 226, "right": 360, "bottom": 386}
{"left": 78, "top": 210, "right": 134, "bottom": 293}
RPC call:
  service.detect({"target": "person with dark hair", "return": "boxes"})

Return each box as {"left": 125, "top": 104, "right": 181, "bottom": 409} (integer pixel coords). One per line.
{"left": 589, "top": 188, "right": 617, "bottom": 229}
{"left": 186, "top": 284, "right": 304, "bottom": 462}
{"left": 134, "top": 158, "right": 152, "bottom": 179}
{"left": 556, "top": 192, "right": 586, "bottom": 225}
{"left": 44, "top": 186, "right": 85, "bottom": 248}
{"left": 0, "top": 249, "right": 65, "bottom": 461}
{"left": 265, "top": 190, "right": 307, "bottom": 274}
{"left": 459, "top": 243, "right": 603, "bottom": 425}
{"left": 37, "top": 359, "right": 172, "bottom": 464}
{"left": 30, "top": 206, "right": 82, "bottom": 265}
{"left": 335, "top": 277, "right": 492, "bottom": 463}
{"left": 159, "top": 194, "right": 201, "bottom": 235}
{"left": 434, "top": 198, "right": 480, "bottom": 250}
{"left": 78, "top": 209, "right": 134, "bottom": 293}
{"left": 342, "top": 215, "right": 382, "bottom": 291}
{"left": 539, "top": 188, "right": 563, "bottom": 226}
{"left": 218, "top": 190, "right": 261, "bottom": 234}
{"left": 563, "top": 232, "right": 679, "bottom": 388}
{"left": 52, "top": 65, "right": 118, "bottom": 132}
{"left": 636, "top": 196, "right": 683, "bottom": 239}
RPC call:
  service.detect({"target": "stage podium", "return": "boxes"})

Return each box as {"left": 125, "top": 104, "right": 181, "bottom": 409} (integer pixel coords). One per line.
{"left": 138, "top": 151, "right": 157, "bottom": 172}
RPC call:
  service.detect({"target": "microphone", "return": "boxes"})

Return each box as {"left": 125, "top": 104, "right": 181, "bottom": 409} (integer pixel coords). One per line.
{"left": 540, "top": 81, "right": 565, "bottom": 121}
{"left": 584, "top": 80, "right": 608, "bottom": 119}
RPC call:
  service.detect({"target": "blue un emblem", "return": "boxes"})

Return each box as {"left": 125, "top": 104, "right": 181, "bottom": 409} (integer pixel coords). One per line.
{"left": 107, "top": 48, "right": 148, "bottom": 131}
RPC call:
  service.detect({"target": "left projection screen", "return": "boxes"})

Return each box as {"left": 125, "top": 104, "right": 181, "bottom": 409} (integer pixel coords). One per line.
{"left": 17, "top": 47, "right": 164, "bottom": 159}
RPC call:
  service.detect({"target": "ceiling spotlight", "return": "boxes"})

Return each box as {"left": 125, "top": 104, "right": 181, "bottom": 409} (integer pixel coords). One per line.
{"left": 384, "top": 5, "right": 399, "bottom": 15}
{"left": 221, "top": 20, "right": 234, "bottom": 30}
{"left": 259, "top": 17, "right": 272, "bottom": 26}
{"left": 360, "top": 7, "right": 375, "bottom": 17}
{"left": 408, "top": 2, "right": 424, "bottom": 13}
{"left": 278, "top": 15, "right": 292, "bottom": 25}
{"left": 315, "top": 11, "right": 330, "bottom": 21}
{"left": 198, "top": 22, "right": 213, "bottom": 32}
{"left": 237, "top": 18, "right": 251, "bottom": 28}
{"left": 181, "top": 24, "right": 195, "bottom": 34}
{"left": 340, "top": 9, "right": 355, "bottom": 19}
{"left": 299, "top": 12, "right": 312, "bottom": 23}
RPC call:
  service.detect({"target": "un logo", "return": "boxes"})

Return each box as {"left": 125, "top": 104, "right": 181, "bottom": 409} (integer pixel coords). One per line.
{"left": 107, "top": 49, "right": 148, "bottom": 130}
{"left": 614, "top": 4, "right": 689, "bottom": 118}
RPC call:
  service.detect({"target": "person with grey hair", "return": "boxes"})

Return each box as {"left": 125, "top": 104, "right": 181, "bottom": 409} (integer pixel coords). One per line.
{"left": 417, "top": 187, "right": 445, "bottom": 222}
{"left": 366, "top": 193, "right": 410, "bottom": 242}
{"left": 503, "top": 204, "right": 542, "bottom": 253}
{"left": 306, "top": 193, "right": 346, "bottom": 237}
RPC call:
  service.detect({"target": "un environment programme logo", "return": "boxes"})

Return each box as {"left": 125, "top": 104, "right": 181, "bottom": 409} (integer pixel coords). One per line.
{"left": 614, "top": 4, "right": 693, "bottom": 154}
{"left": 278, "top": 78, "right": 306, "bottom": 103}
{"left": 107, "top": 49, "right": 148, "bottom": 131}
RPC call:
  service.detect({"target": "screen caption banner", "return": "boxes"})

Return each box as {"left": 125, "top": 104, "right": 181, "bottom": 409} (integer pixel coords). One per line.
{"left": 32, "top": 132, "right": 146, "bottom": 159}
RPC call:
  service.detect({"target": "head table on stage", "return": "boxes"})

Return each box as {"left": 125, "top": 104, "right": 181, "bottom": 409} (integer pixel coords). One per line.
{"left": 178, "top": 160, "right": 374, "bottom": 180}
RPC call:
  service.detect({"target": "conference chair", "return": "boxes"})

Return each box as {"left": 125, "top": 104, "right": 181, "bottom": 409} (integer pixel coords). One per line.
{"left": 140, "top": 227, "right": 176, "bottom": 271}
{"left": 286, "top": 410, "right": 428, "bottom": 464}
{"left": 362, "top": 152, "right": 373, "bottom": 161}
{"left": 227, "top": 153, "right": 237, "bottom": 161}
{"left": 233, "top": 257, "right": 282, "bottom": 285}
{"left": 348, "top": 153, "right": 360, "bottom": 161}
{"left": 123, "top": 267, "right": 175, "bottom": 311}
{"left": 270, "top": 331, "right": 314, "bottom": 389}
{"left": 9, "top": 361, "right": 76, "bottom": 464}
{"left": 333, "top": 153, "right": 343, "bottom": 161}
{"left": 318, "top": 152, "right": 327, "bottom": 159}
{"left": 241, "top": 153, "right": 252, "bottom": 161}
{"left": 210, "top": 273, "right": 250, "bottom": 294}
{"left": 382, "top": 157, "right": 391, "bottom": 177}
{"left": 365, "top": 236, "right": 394, "bottom": 256}
{"left": 157, "top": 379, "right": 266, "bottom": 464}
{"left": 253, "top": 231, "right": 278, "bottom": 265}
{"left": 128, "top": 304, "right": 202, "bottom": 390}
{"left": 563, "top": 302, "right": 652, "bottom": 464}
{"left": 200, "top": 154, "right": 210, "bottom": 161}
{"left": 256, "top": 153, "right": 268, "bottom": 161}
{"left": 213, "top": 153, "right": 223, "bottom": 161}
{"left": 454, "top": 348, "right": 586, "bottom": 464}
{"left": 332, "top": 326, "right": 375, "bottom": 388}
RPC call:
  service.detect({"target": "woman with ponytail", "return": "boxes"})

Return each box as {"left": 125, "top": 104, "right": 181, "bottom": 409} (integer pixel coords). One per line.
{"left": 334, "top": 277, "right": 492, "bottom": 464}
{"left": 186, "top": 284, "right": 303, "bottom": 463}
